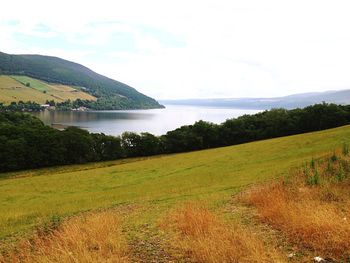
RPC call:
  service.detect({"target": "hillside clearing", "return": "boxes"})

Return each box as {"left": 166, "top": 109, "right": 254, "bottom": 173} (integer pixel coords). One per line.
{"left": 0, "top": 75, "right": 95, "bottom": 104}
{"left": 0, "top": 76, "right": 51, "bottom": 104}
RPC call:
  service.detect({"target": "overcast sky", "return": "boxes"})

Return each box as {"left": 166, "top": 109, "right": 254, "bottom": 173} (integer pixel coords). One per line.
{"left": 1, "top": 0, "right": 350, "bottom": 99}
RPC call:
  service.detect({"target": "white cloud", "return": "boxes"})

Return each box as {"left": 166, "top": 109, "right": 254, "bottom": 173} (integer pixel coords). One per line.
{"left": 1, "top": 0, "right": 350, "bottom": 99}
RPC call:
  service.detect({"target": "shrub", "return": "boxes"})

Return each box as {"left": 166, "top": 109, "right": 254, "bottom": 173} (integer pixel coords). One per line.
{"left": 336, "top": 165, "right": 345, "bottom": 182}
{"left": 342, "top": 143, "right": 349, "bottom": 156}
{"left": 310, "top": 158, "right": 316, "bottom": 169}
{"left": 330, "top": 151, "right": 338, "bottom": 162}
{"left": 306, "top": 168, "right": 320, "bottom": 185}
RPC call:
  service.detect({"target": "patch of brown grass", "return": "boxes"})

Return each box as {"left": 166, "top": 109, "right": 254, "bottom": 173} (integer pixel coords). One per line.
{"left": 0, "top": 211, "right": 129, "bottom": 263}
{"left": 241, "top": 155, "right": 350, "bottom": 260}
{"left": 162, "top": 203, "right": 284, "bottom": 263}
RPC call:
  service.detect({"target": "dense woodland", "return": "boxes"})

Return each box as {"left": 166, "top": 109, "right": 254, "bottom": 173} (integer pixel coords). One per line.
{"left": 0, "top": 101, "right": 43, "bottom": 112}
{"left": 1, "top": 103, "right": 350, "bottom": 172}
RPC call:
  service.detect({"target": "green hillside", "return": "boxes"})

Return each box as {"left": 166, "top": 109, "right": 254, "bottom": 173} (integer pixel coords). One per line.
{"left": 0, "top": 75, "right": 96, "bottom": 104}
{"left": 1, "top": 124, "right": 349, "bottom": 239}
{"left": 0, "top": 52, "right": 163, "bottom": 109}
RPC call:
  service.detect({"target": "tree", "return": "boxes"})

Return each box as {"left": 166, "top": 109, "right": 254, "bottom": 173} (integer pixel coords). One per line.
{"left": 61, "top": 127, "right": 94, "bottom": 163}
{"left": 92, "top": 134, "right": 124, "bottom": 160}
{"left": 138, "top": 132, "right": 161, "bottom": 156}
{"left": 121, "top": 132, "right": 142, "bottom": 157}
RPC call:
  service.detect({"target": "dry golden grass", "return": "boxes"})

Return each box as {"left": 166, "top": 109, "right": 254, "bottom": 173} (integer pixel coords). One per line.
{"left": 162, "top": 203, "right": 284, "bottom": 263}
{"left": 241, "top": 154, "right": 350, "bottom": 260}
{"left": 0, "top": 211, "right": 129, "bottom": 263}
{"left": 0, "top": 76, "right": 51, "bottom": 104}
{"left": 48, "top": 84, "right": 96, "bottom": 101}
{"left": 0, "top": 75, "right": 96, "bottom": 104}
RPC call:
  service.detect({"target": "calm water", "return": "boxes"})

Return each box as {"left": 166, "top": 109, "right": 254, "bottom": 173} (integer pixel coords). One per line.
{"left": 32, "top": 105, "right": 260, "bottom": 136}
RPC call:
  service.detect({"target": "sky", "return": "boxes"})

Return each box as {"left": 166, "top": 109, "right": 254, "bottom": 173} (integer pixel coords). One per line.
{"left": 1, "top": 0, "right": 350, "bottom": 100}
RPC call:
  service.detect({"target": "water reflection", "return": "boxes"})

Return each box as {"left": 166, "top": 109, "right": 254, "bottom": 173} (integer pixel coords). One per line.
{"left": 32, "top": 105, "right": 260, "bottom": 136}
{"left": 36, "top": 110, "right": 156, "bottom": 122}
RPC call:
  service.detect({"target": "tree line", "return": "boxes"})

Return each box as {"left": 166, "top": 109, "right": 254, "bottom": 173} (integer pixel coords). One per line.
{"left": 0, "top": 98, "right": 162, "bottom": 111}
{"left": 0, "top": 101, "right": 43, "bottom": 112}
{"left": 1, "top": 103, "right": 350, "bottom": 172}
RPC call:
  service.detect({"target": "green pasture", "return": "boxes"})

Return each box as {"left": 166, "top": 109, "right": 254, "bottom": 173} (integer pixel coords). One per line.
{"left": 1, "top": 125, "right": 350, "bottom": 239}
{"left": 11, "top": 75, "right": 50, "bottom": 92}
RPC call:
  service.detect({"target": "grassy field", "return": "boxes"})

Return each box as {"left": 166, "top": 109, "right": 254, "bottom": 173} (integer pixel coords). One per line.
{"left": 0, "top": 76, "right": 50, "bottom": 104}
{"left": 0, "top": 75, "right": 95, "bottom": 104}
{"left": 10, "top": 76, "right": 50, "bottom": 92}
{"left": 1, "top": 125, "right": 350, "bottom": 242}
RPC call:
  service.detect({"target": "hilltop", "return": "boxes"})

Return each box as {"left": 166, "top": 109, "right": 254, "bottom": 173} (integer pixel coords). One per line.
{"left": 0, "top": 52, "right": 163, "bottom": 110}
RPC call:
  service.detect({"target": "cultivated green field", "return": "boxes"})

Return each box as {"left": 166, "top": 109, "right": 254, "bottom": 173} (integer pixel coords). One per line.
{"left": 11, "top": 76, "right": 50, "bottom": 92}
{"left": 1, "top": 125, "right": 350, "bottom": 239}
{"left": 0, "top": 75, "right": 96, "bottom": 104}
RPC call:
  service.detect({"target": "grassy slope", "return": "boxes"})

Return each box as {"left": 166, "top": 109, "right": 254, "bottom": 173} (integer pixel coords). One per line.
{"left": 0, "top": 76, "right": 51, "bottom": 104}
{"left": 0, "top": 75, "right": 96, "bottom": 104}
{"left": 1, "top": 125, "right": 350, "bottom": 239}
{"left": 11, "top": 76, "right": 49, "bottom": 92}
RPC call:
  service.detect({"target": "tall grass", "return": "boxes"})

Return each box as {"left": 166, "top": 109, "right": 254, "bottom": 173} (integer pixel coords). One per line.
{"left": 161, "top": 203, "right": 284, "bottom": 263}
{"left": 242, "top": 153, "right": 350, "bottom": 260}
{"left": 0, "top": 211, "right": 129, "bottom": 263}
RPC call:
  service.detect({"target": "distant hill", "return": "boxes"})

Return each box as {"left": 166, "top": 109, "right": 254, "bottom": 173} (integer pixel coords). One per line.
{"left": 0, "top": 52, "right": 163, "bottom": 110}
{"left": 161, "top": 89, "right": 350, "bottom": 109}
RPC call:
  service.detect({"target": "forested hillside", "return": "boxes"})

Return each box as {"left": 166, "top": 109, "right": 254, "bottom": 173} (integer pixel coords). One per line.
{"left": 0, "top": 52, "right": 163, "bottom": 110}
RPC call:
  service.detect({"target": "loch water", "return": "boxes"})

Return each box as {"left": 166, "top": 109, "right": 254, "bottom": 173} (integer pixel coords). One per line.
{"left": 32, "top": 105, "right": 260, "bottom": 136}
